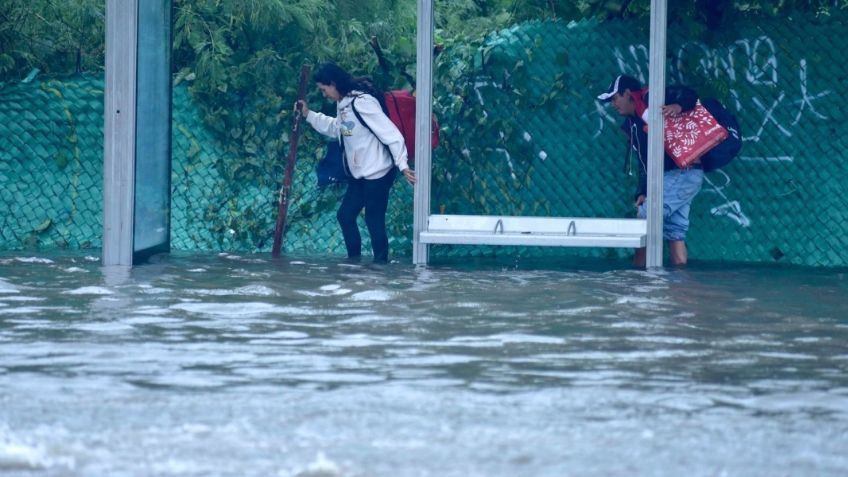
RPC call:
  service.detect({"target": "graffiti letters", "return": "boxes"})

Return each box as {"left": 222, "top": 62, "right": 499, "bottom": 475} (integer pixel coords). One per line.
{"left": 748, "top": 92, "right": 791, "bottom": 141}
{"left": 703, "top": 172, "right": 751, "bottom": 228}
{"left": 600, "top": 34, "right": 832, "bottom": 228}
{"left": 792, "top": 59, "right": 830, "bottom": 125}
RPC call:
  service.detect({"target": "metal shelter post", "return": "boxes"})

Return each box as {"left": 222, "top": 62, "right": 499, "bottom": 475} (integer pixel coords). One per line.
{"left": 103, "top": 0, "right": 138, "bottom": 266}
{"left": 646, "top": 0, "right": 668, "bottom": 269}
{"left": 411, "top": 0, "right": 658, "bottom": 265}
{"left": 413, "top": 0, "right": 434, "bottom": 265}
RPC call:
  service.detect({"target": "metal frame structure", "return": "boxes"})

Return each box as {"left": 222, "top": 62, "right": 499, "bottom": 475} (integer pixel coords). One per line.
{"left": 412, "top": 0, "right": 668, "bottom": 268}
{"left": 103, "top": 0, "right": 172, "bottom": 267}
{"left": 103, "top": 0, "right": 138, "bottom": 267}
{"left": 645, "top": 0, "right": 667, "bottom": 268}
{"left": 103, "top": 0, "right": 666, "bottom": 267}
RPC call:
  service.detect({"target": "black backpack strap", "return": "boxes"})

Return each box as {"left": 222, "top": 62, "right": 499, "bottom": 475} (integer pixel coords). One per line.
{"left": 351, "top": 95, "right": 388, "bottom": 149}
{"left": 339, "top": 137, "right": 352, "bottom": 178}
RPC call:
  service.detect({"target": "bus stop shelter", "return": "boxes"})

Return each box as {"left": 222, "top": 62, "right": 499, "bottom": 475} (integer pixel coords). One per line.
{"left": 102, "top": 0, "right": 670, "bottom": 268}
{"left": 410, "top": 0, "right": 670, "bottom": 268}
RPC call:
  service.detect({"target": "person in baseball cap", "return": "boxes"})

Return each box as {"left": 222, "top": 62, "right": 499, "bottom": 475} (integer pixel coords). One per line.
{"left": 597, "top": 73, "right": 702, "bottom": 267}
{"left": 596, "top": 74, "right": 643, "bottom": 104}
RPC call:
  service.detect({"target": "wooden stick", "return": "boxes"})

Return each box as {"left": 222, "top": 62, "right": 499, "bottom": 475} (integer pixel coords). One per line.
{"left": 272, "top": 64, "right": 311, "bottom": 257}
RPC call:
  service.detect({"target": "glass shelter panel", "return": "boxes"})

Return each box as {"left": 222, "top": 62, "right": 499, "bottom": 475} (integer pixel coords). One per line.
{"left": 133, "top": 0, "right": 172, "bottom": 262}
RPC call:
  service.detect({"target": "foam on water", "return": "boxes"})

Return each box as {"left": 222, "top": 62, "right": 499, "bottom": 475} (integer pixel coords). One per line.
{"left": 318, "top": 334, "right": 396, "bottom": 348}
{"left": 626, "top": 336, "right": 699, "bottom": 345}
{"left": 388, "top": 355, "right": 481, "bottom": 366}
{"left": 73, "top": 321, "right": 136, "bottom": 333}
{"left": 0, "top": 429, "right": 75, "bottom": 472}
{"left": 294, "top": 372, "right": 386, "bottom": 384}
{"left": 170, "top": 302, "right": 323, "bottom": 317}
{"left": 121, "top": 316, "right": 182, "bottom": 325}
{"left": 451, "top": 301, "right": 485, "bottom": 308}
{"left": 0, "top": 306, "right": 76, "bottom": 315}
{"left": 318, "top": 284, "right": 352, "bottom": 295}
{"left": 297, "top": 287, "right": 352, "bottom": 297}
{"left": 336, "top": 314, "right": 398, "bottom": 325}
{"left": 0, "top": 441, "right": 44, "bottom": 470}
{"left": 287, "top": 452, "right": 342, "bottom": 477}
{"left": 350, "top": 290, "right": 394, "bottom": 301}
{"left": 486, "top": 333, "right": 566, "bottom": 344}
{"left": 151, "top": 458, "right": 206, "bottom": 475}
{"left": 608, "top": 320, "right": 651, "bottom": 329}
{"left": 554, "top": 306, "right": 605, "bottom": 315}
{"left": 794, "top": 336, "right": 827, "bottom": 343}
{"left": 12, "top": 257, "right": 54, "bottom": 264}
{"left": 613, "top": 295, "right": 673, "bottom": 308}
{"left": 61, "top": 267, "right": 88, "bottom": 273}
{"left": 0, "top": 296, "right": 42, "bottom": 302}
{"left": 0, "top": 279, "right": 19, "bottom": 294}
{"left": 487, "top": 310, "right": 532, "bottom": 319}
{"left": 190, "top": 285, "right": 276, "bottom": 296}
{"left": 756, "top": 352, "right": 819, "bottom": 360}
{"left": 133, "top": 306, "right": 173, "bottom": 316}
{"left": 264, "top": 331, "right": 310, "bottom": 339}
{"left": 558, "top": 349, "right": 711, "bottom": 361}
{"left": 442, "top": 336, "right": 509, "bottom": 348}
{"left": 63, "top": 286, "right": 113, "bottom": 295}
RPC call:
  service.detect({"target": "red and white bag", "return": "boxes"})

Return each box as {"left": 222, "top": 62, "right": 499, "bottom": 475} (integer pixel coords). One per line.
{"left": 644, "top": 101, "right": 728, "bottom": 169}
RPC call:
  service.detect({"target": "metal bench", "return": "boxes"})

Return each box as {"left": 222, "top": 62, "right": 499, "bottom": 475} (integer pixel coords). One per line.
{"left": 419, "top": 215, "right": 647, "bottom": 248}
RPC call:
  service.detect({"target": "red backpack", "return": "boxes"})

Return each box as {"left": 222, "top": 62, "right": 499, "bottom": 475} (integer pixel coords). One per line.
{"left": 383, "top": 90, "right": 439, "bottom": 164}
{"left": 351, "top": 90, "right": 439, "bottom": 165}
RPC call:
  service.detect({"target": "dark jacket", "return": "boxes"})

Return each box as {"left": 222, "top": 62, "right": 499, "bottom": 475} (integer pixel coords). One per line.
{"left": 620, "top": 86, "right": 698, "bottom": 199}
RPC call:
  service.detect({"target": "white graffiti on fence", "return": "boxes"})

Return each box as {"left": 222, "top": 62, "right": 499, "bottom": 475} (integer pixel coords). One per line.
{"left": 599, "top": 35, "right": 832, "bottom": 228}
{"left": 703, "top": 172, "right": 751, "bottom": 227}
{"left": 749, "top": 92, "right": 791, "bottom": 141}
{"left": 792, "top": 59, "right": 830, "bottom": 125}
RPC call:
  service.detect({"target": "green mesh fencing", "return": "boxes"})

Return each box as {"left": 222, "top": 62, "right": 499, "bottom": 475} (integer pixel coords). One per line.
{"left": 0, "top": 78, "right": 103, "bottom": 249}
{"left": 429, "top": 15, "right": 848, "bottom": 267}
{"left": 1, "top": 14, "right": 847, "bottom": 267}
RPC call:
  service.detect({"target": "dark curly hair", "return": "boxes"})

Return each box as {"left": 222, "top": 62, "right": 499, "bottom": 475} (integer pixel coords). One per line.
{"left": 313, "top": 62, "right": 386, "bottom": 112}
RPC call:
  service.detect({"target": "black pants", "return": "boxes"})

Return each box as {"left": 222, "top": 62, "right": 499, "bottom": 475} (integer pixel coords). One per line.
{"left": 337, "top": 168, "right": 396, "bottom": 262}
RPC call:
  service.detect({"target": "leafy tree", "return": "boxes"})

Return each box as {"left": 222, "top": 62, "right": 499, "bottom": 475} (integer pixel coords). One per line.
{"left": 0, "top": 0, "right": 104, "bottom": 79}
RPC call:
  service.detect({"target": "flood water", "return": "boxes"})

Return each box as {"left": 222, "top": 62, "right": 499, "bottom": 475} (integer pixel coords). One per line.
{"left": 0, "top": 252, "right": 846, "bottom": 476}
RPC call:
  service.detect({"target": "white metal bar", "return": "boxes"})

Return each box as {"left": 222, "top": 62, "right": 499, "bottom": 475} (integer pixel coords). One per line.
{"left": 412, "top": 0, "right": 434, "bottom": 265}
{"left": 427, "top": 215, "right": 647, "bottom": 235}
{"left": 420, "top": 232, "right": 646, "bottom": 248}
{"left": 421, "top": 215, "right": 646, "bottom": 248}
{"left": 646, "top": 0, "right": 668, "bottom": 269}
{"left": 103, "top": 0, "right": 138, "bottom": 267}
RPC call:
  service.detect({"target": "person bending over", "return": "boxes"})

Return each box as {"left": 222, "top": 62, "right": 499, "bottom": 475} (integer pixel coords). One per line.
{"left": 598, "top": 74, "right": 702, "bottom": 267}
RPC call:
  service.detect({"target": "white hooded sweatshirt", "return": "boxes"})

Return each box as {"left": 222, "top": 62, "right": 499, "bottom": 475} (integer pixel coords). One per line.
{"left": 305, "top": 91, "right": 410, "bottom": 180}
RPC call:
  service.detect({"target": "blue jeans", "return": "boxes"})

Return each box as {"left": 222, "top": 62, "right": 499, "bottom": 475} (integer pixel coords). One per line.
{"left": 337, "top": 168, "right": 397, "bottom": 262}
{"left": 637, "top": 168, "right": 704, "bottom": 241}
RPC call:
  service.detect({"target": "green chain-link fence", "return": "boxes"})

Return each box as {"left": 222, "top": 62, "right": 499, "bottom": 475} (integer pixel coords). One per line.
{"left": 2, "top": 14, "right": 847, "bottom": 267}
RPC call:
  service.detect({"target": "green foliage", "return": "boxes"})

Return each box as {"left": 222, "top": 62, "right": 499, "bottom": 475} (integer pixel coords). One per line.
{"left": 430, "top": 24, "right": 571, "bottom": 217}
{"left": 0, "top": 0, "right": 104, "bottom": 79}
